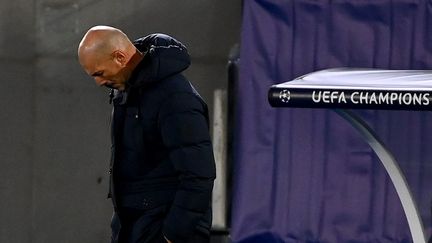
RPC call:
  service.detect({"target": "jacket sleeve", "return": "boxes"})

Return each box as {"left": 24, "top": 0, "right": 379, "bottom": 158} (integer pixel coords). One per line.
{"left": 158, "top": 92, "right": 216, "bottom": 241}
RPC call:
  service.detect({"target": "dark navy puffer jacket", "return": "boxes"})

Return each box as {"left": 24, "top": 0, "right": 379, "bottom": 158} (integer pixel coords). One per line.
{"left": 109, "top": 33, "right": 216, "bottom": 242}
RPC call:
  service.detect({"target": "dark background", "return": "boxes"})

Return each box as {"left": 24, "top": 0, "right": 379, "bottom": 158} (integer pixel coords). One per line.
{"left": 0, "top": 1, "right": 241, "bottom": 242}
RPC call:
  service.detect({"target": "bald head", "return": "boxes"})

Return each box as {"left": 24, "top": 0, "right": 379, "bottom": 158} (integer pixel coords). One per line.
{"left": 78, "top": 25, "right": 134, "bottom": 64}
{"left": 77, "top": 26, "right": 144, "bottom": 90}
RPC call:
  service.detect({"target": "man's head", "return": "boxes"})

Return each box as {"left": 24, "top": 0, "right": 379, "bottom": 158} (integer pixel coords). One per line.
{"left": 78, "top": 25, "right": 142, "bottom": 91}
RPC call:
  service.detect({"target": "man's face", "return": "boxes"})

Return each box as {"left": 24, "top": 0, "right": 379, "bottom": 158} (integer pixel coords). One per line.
{"left": 81, "top": 53, "right": 127, "bottom": 91}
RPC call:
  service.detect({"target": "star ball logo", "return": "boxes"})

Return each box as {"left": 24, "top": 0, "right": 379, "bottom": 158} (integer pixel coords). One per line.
{"left": 279, "top": 89, "right": 290, "bottom": 103}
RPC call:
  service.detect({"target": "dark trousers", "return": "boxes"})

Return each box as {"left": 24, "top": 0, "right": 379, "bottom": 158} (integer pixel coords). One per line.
{"left": 111, "top": 206, "right": 210, "bottom": 243}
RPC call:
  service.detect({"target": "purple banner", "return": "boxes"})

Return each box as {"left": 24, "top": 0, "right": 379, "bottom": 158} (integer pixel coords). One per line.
{"left": 232, "top": 1, "right": 432, "bottom": 242}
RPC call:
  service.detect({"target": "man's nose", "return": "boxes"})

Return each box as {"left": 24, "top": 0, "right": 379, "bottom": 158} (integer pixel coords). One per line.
{"left": 94, "top": 77, "right": 107, "bottom": 86}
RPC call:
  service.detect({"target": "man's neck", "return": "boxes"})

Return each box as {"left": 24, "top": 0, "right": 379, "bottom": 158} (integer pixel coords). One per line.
{"left": 129, "top": 50, "right": 144, "bottom": 69}
{"left": 124, "top": 49, "right": 144, "bottom": 81}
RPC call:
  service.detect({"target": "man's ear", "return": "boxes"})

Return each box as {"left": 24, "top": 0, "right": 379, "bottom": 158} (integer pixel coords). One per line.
{"left": 112, "top": 50, "right": 127, "bottom": 67}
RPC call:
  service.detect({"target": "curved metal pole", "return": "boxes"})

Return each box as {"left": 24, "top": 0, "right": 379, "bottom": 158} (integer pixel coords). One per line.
{"left": 334, "top": 109, "right": 426, "bottom": 243}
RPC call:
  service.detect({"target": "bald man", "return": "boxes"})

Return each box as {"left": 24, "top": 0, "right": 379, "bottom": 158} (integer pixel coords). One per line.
{"left": 78, "top": 26, "right": 216, "bottom": 243}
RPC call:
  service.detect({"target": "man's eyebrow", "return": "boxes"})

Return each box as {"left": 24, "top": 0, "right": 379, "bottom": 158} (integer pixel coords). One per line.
{"left": 92, "top": 71, "right": 103, "bottom": 77}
